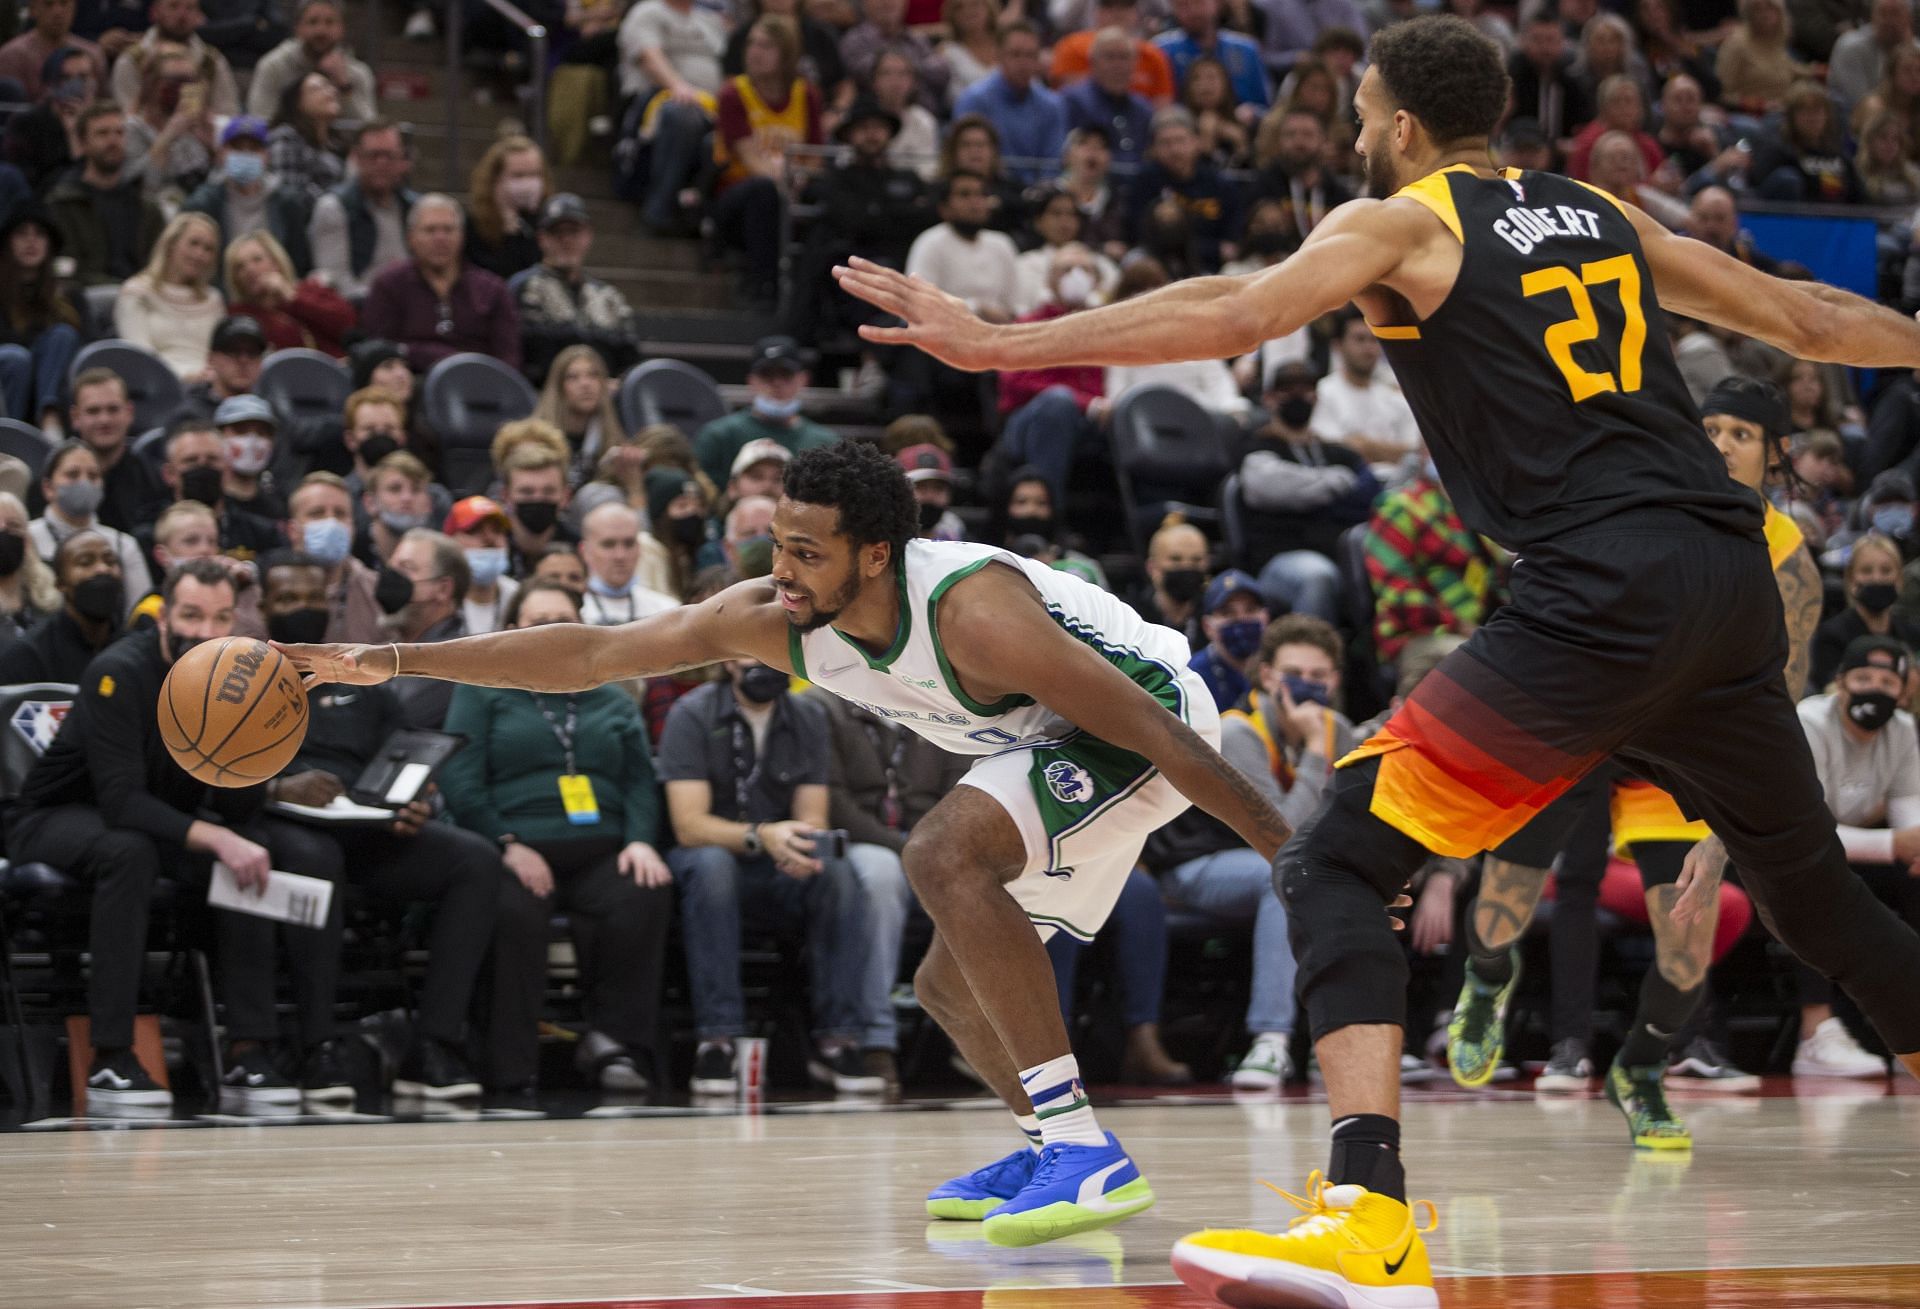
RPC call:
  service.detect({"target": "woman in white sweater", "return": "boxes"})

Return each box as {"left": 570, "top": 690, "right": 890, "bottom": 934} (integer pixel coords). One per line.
{"left": 113, "top": 212, "right": 227, "bottom": 379}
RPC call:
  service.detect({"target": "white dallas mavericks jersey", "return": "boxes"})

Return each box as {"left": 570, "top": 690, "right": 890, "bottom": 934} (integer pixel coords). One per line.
{"left": 787, "top": 540, "right": 1193, "bottom": 755}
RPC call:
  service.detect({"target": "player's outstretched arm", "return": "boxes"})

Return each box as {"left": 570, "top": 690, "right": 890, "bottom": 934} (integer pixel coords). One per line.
{"left": 1628, "top": 202, "right": 1920, "bottom": 367}
{"left": 274, "top": 579, "right": 789, "bottom": 691}
{"left": 831, "top": 199, "right": 1407, "bottom": 372}
{"left": 938, "top": 567, "right": 1293, "bottom": 861}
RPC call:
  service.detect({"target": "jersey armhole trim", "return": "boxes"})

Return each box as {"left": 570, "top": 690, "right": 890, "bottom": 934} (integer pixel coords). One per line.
{"left": 1370, "top": 324, "right": 1422, "bottom": 340}
{"left": 927, "top": 557, "right": 1036, "bottom": 718}
{"left": 1390, "top": 168, "right": 1465, "bottom": 244}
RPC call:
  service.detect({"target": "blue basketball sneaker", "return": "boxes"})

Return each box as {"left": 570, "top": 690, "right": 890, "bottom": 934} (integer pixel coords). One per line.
{"left": 981, "top": 1132, "right": 1156, "bottom": 1247}
{"left": 927, "top": 1145, "right": 1041, "bottom": 1220}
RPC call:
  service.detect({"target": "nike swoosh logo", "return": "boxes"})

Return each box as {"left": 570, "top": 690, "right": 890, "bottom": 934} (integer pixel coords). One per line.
{"left": 817, "top": 662, "right": 860, "bottom": 678}
{"left": 1075, "top": 1160, "right": 1132, "bottom": 1210}
{"left": 1383, "top": 1241, "right": 1413, "bottom": 1277}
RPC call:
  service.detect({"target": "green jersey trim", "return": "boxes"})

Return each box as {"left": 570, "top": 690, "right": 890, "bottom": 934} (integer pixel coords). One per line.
{"left": 787, "top": 621, "right": 808, "bottom": 681}
{"left": 927, "top": 558, "right": 1037, "bottom": 717}
{"left": 1026, "top": 910, "right": 1098, "bottom": 942}
{"left": 830, "top": 556, "right": 914, "bottom": 671}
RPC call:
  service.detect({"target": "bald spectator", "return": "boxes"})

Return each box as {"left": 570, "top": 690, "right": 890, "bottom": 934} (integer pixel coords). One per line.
{"left": 361, "top": 195, "right": 521, "bottom": 373}
{"left": 0, "top": 0, "right": 108, "bottom": 99}
{"left": 108, "top": 0, "right": 241, "bottom": 114}
{"left": 245, "top": 0, "right": 373, "bottom": 120}
{"left": 1132, "top": 518, "right": 1210, "bottom": 648}
{"left": 283, "top": 471, "right": 383, "bottom": 645}
{"left": 1050, "top": 0, "right": 1175, "bottom": 101}
{"left": 579, "top": 501, "right": 679, "bottom": 626}
{"left": 1063, "top": 27, "right": 1157, "bottom": 167}
{"left": 1686, "top": 185, "right": 1788, "bottom": 275}
{"left": 1655, "top": 74, "right": 1726, "bottom": 179}
{"left": 385, "top": 527, "right": 469, "bottom": 727}
{"left": 1830, "top": 0, "right": 1920, "bottom": 111}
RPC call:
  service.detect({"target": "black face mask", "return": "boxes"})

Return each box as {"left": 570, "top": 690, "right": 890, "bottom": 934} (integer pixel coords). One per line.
{"left": 1847, "top": 689, "right": 1899, "bottom": 732}
{"left": 1857, "top": 582, "right": 1899, "bottom": 614}
{"left": 267, "top": 607, "right": 330, "bottom": 645}
{"left": 374, "top": 565, "right": 415, "bottom": 615}
{"left": 949, "top": 218, "right": 985, "bottom": 239}
{"left": 1278, "top": 396, "right": 1316, "bottom": 429}
{"left": 669, "top": 514, "right": 707, "bottom": 549}
{"left": 1007, "top": 512, "right": 1054, "bottom": 541}
{"left": 179, "top": 465, "right": 224, "bottom": 507}
{"left": 70, "top": 572, "right": 123, "bottom": 622}
{"left": 1161, "top": 568, "right": 1206, "bottom": 604}
{"left": 917, "top": 500, "right": 945, "bottom": 531}
{"left": 514, "top": 499, "right": 560, "bottom": 534}
{"left": 0, "top": 531, "right": 25, "bottom": 578}
{"left": 357, "top": 433, "right": 401, "bottom": 467}
{"left": 736, "top": 664, "right": 788, "bottom": 704}
{"left": 166, "top": 629, "right": 209, "bottom": 664}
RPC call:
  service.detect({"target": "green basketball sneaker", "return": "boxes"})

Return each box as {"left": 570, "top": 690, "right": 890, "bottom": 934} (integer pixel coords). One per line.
{"left": 1446, "top": 951, "right": 1520, "bottom": 1089}
{"left": 1605, "top": 1059, "right": 1692, "bottom": 1151}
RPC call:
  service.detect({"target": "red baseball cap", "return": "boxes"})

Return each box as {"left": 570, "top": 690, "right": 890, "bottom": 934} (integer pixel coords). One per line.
{"left": 444, "top": 495, "right": 511, "bottom": 535}
{"left": 896, "top": 443, "right": 953, "bottom": 484}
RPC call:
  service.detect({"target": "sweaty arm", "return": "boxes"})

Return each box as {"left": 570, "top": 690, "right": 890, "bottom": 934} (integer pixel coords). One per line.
{"left": 275, "top": 579, "right": 791, "bottom": 692}
{"left": 833, "top": 197, "right": 1416, "bottom": 372}
{"left": 939, "top": 565, "right": 1292, "bottom": 860}
{"left": 1630, "top": 204, "right": 1920, "bottom": 367}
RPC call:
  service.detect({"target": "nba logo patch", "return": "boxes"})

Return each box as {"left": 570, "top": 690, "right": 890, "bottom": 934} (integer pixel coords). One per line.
{"left": 1044, "top": 760, "right": 1094, "bottom": 804}
{"left": 1507, "top": 178, "right": 1526, "bottom": 203}
{"left": 11, "top": 699, "right": 70, "bottom": 754}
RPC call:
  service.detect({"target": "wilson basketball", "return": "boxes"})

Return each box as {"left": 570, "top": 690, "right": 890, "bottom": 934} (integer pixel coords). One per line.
{"left": 158, "top": 636, "right": 310, "bottom": 788}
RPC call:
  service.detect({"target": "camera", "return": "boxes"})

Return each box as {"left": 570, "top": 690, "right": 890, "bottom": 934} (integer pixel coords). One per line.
{"left": 813, "top": 828, "right": 849, "bottom": 859}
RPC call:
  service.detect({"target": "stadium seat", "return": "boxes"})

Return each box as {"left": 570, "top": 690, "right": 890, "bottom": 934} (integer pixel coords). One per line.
{"left": 0, "top": 419, "right": 52, "bottom": 482}
{"left": 257, "top": 349, "right": 350, "bottom": 434}
{"left": 70, "top": 340, "right": 185, "bottom": 435}
{"left": 619, "top": 359, "right": 726, "bottom": 441}
{"left": 131, "top": 427, "right": 167, "bottom": 480}
{"left": 1219, "top": 471, "right": 1250, "bottom": 570}
{"left": 422, "top": 353, "right": 538, "bottom": 496}
{"left": 1107, "top": 384, "right": 1235, "bottom": 556}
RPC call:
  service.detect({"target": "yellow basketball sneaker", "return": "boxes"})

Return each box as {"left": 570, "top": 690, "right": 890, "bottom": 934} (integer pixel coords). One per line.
{"left": 1170, "top": 1171, "right": 1439, "bottom": 1309}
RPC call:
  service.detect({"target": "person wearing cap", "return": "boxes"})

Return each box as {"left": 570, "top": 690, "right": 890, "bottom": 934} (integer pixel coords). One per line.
{"left": 1189, "top": 568, "right": 1268, "bottom": 710}
{"left": 1062, "top": 28, "right": 1157, "bottom": 168}
{"left": 711, "top": 15, "right": 824, "bottom": 313}
{"left": 1790, "top": 634, "right": 1920, "bottom": 1076}
{"left": 579, "top": 499, "right": 680, "bottom": 625}
{"left": 897, "top": 442, "right": 963, "bottom": 542}
{"left": 172, "top": 312, "right": 267, "bottom": 428}
{"left": 108, "top": 0, "right": 241, "bottom": 116}
{"left": 246, "top": 0, "right": 374, "bottom": 122}
{"left": 0, "top": 200, "right": 81, "bottom": 433}
{"left": 692, "top": 335, "right": 838, "bottom": 488}
{"left": 444, "top": 495, "right": 520, "bottom": 636}
{"left": 515, "top": 192, "right": 641, "bottom": 384}
{"left": 1237, "top": 359, "right": 1375, "bottom": 623}
{"left": 0, "top": 0, "right": 108, "bottom": 100}
{"left": 113, "top": 211, "right": 227, "bottom": 379}
{"left": 212, "top": 392, "right": 285, "bottom": 520}
{"left": 46, "top": 100, "right": 163, "bottom": 286}
{"left": 182, "top": 115, "right": 302, "bottom": 256}
{"left": 787, "top": 94, "right": 931, "bottom": 347}
{"left": 362, "top": 193, "right": 523, "bottom": 374}
{"left": 157, "top": 417, "right": 283, "bottom": 560}
{"left": 724, "top": 436, "right": 791, "bottom": 507}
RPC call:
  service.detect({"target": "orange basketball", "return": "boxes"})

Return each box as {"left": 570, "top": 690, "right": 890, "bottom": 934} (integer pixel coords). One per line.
{"left": 158, "top": 636, "right": 310, "bottom": 788}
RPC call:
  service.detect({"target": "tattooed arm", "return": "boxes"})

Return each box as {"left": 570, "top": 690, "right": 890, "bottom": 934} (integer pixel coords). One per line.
{"left": 274, "top": 579, "right": 795, "bottom": 691}
{"left": 941, "top": 565, "right": 1294, "bottom": 860}
{"left": 1776, "top": 541, "right": 1821, "bottom": 702}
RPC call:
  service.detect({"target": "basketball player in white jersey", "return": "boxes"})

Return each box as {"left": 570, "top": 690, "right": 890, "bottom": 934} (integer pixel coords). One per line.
{"left": 277, "top": 439, "right": 1295, "bottom": 1248}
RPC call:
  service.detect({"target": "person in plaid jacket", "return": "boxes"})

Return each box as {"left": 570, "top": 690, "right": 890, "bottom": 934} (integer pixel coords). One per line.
{"left": 1363, "top": 463, "right": 1504, "bottom": 665}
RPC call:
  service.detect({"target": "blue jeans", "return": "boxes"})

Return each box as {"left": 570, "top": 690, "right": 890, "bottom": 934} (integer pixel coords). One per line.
{"left": 846, "top": 841, "right": 911, "bottom": 1051}
{"left": 668, "top": 843, "right": 871, "bottom": 1044}
{"left": 996, "top": 385, "right": 1102, "bottom": 505}
{"left": 639, "top": 100, "right": 710, "bottom": 229}
{"left": 1257, "top": 549, "right": 1342, "bottom": 622}
{"left": 0, "top": 324, "right": 79, "bottom": 423}
{"left": 1163, "top": 846, "right": 1295, "bottom": 1035}
{"left": 1046, "top": 865, "right": 1168, "bottom": 1028}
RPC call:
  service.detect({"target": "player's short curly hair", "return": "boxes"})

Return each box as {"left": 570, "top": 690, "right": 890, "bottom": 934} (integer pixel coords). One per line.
{"left": 785, "top": 439, "right": 919, "bottom": 562}
{"left": 1369, "top": 15, "right": 1510, "bottom": 147}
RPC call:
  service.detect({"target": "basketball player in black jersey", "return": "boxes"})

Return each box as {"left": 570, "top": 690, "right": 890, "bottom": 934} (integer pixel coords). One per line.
{"left": 837, "top": 15, "right": 1920, "bottom": 1308}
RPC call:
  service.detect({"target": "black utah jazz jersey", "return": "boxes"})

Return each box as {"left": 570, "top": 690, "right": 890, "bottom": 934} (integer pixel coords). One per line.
{"left": 1373, "top": 165, "right": 1764, "bottom": 552}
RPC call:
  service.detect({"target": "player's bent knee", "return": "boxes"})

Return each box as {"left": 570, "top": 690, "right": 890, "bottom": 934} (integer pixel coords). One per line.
{"left": 1283, "top": 862, "right": 1411, "bottom": 1040}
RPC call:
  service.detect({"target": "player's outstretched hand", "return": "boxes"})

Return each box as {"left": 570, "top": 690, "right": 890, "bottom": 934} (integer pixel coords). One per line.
{"left": 832, "top": 257, "right": 999, "bottom": 371}
{"left": 271, "top": 641, "right": 401, "bottom": 688}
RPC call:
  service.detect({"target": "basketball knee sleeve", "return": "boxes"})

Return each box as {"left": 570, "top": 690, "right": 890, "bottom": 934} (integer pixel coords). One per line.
{"left": 1618, "top": 967, "right": 1702, "bottom": 1068}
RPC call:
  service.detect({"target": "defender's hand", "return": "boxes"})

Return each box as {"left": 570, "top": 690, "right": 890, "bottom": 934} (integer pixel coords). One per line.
{"left": 271, "top": 642, "right": 400, "bottom": 688}
{"left": 832, "top": 257, "right": 1002, "bottom": 371}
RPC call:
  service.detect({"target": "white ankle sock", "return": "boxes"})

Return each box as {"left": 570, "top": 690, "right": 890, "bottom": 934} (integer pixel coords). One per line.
{"left": 1019, "top": 1053, "right": 1105, "bottom": 1147}
{"left": 1012, "top": 1111, "right": 1043, "bottom": 1150}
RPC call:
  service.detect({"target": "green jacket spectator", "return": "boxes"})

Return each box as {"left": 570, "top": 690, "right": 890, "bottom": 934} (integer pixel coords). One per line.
{"left": 693, "top": 407, "right": 839, "bottom": 491}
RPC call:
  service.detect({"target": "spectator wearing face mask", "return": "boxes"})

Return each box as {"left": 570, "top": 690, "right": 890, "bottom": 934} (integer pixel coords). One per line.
{"left": 444, "top": 495, "right": 517, "bottom": 636}
{"left": 212, "top": 394, "right": 285, "bottom": 520}
{"left": 630, "top": 469, "right": 710, "bottom": 602}
{"left": 1219, "top": 614, "right": 1357, "bottom": 824}
{"left": 382, "top": 527, "right": 470, "bottom": 729}
{"left": 898, "top": 443, "right": 964, "bottom": 542}
{"left": 0, "top": 526, "right": 126, "bottom": 681}
{"left": 1237, "top": 360, "right": 1377, "bottom": 623}
{"left": 1189, "top": 568, "right": 1268, "bottom": 710}
{"left": 156, "top": 419, "right": 283, "bottom": 562}
{"left": 698, "top": 491, "right": 778, "bottom": 575}
{"left": 341, "top": 386, "right": 452, "bottom": 533}
{"left": 31, "top": 439, "right": 153, "bottom": 615}
{"left": 359, "top": 451, "right": 436, "bottom": 566}
{"left": 990, "top": 244, "right": 1107, "bottom": 507}
{"left": 1132, "top": 515, "right": 1209, "bottom": 649}
{"left": 1789, "top": 635, "right": 1920, "bottom": 1078}
{"left": 580, "top": 500, "right": 680, "bottom": 625}
{"left": 283, "top": 470, "right": 382, "bottom": 644}
{"left": 1816, "top": 531, "right": 1920, "bottom": 690}
{"left": 693, "top": 336, "right": 839, "bottom": 489}
{"left": 0, "top": 491, "right": 59, "bottom": 643}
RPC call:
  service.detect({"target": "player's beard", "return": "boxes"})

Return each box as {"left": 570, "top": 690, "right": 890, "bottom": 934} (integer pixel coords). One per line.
{"left": 1362, "top": 130, "right": 1401, "bottom": 198}
{"left": 789, "top": 566, "right": 862, "bottom": 633}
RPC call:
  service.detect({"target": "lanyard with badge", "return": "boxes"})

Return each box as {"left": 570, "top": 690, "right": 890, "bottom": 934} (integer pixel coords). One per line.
{"left": 534, "top": 693, "right": 600, "bottom": 825}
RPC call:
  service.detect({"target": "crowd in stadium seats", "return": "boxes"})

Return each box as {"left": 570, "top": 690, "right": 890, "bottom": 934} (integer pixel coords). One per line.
{"left": 6, "top": 0, "right": 1920, "bottom": 1120}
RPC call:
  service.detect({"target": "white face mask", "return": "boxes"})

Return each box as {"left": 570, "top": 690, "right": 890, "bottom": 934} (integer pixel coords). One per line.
{"left": 224, "top": 434, "right": 273, "bottom": 475}
{"left": 503, "top": 176, "right": 544, "bottom": 213}
{"left": 1056, "top": 265, "right": 1096, "bottom": 307}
